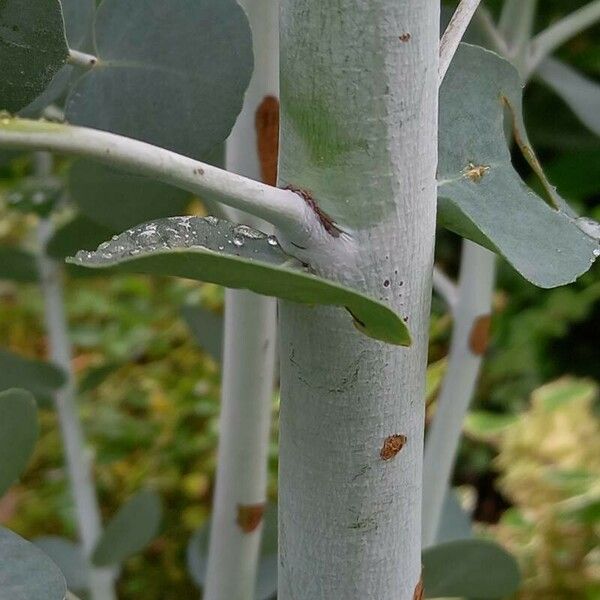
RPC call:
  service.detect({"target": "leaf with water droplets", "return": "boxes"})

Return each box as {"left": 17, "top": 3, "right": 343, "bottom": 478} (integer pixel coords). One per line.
{"left": 0, "top": 0, "right": 69, "bottom": 113}
{"left": 439, "top": 44, "right": 599, "bottom": 288}
{"left": 65, "top": 0, "right": 253, "bottom": 159}
{"left": 68, "top": 216, "right": 411, "bottom": 346}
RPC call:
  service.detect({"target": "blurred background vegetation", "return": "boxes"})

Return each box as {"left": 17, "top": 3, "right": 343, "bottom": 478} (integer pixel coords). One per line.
{"left": 0, "top": 1, "right": 598, "bottom": 598}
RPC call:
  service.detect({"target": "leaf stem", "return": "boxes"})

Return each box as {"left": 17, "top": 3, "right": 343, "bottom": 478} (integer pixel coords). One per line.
{"left": 526, "top": 0, "right": 600, "bottom": 75}
{"left": 439, "top": 0, "right": 484, "bottom": 83}
{"left": 0, "top": 118, "right": 313, "bottom": 243}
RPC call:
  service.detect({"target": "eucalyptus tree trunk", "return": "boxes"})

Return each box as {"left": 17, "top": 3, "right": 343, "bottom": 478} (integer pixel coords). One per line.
{"left": 204, "top": 2, "right": 279, "bottom": 598}
{"left": 277, "top": 2, "right": 439, "bottom": 598}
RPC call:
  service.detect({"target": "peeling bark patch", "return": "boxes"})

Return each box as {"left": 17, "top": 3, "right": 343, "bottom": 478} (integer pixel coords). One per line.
{"left": 255, "top": 95, "right": 280, "bottom": 186}
{"left": 413, "top": 573, "right": 424, "bottom": 600}
{"left": 469, "top": 314, "right": 492, "bottom": 355}
{"left": 463, "top": 161, "right": 490, "bottom": 182}
{"left": 236, "top": 503, "right": 265, "bottom": 533}
{"left": 285, "top": 185, "right": 341, "bottom": 238}
{"left": 399, "top": 33, "right": 411, "bottom": 42}
{"left": 380, "top": 434, "right": 407, "bottom": 460}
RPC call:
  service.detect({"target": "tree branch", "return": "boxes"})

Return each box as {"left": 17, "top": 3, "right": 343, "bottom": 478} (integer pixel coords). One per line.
{"left": 439, "top": 0, "right": 484, "bottom": 83}
{"left": 527, "top": 0, "right": 600, "bottom": 75}
{"left": 0, "top": 117, "right": 312, "bottom": 240}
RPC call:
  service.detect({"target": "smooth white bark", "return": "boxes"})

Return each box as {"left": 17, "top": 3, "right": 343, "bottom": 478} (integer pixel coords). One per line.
{"left": 67, "top": 49, "right": 98, "bottom": 69}
{"left": 422, "top": 241, "right": 495, "bottom": 547}
{"left": 35, "top": 156, "right": 115, "bottom": 600}
{"left": 204, "top": 2, "right": 279, "bottom": 599}
{"left": 432, "top": 265, "right": 458, "bottom": 313}
{"left": 0, "top": 118, "right": 313, "bottom": 243}
{"left": 277, "top": 2, "right": 439, "bottom": 598}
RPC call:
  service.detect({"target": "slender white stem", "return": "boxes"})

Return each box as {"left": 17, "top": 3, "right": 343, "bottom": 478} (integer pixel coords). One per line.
{"left": 422, "top": 241, "right": 496, "bottom": 547}
{"left": 526, "top": 0, "right": 600, "bottom": 76}
{"left": 498, "top": 0, "right": 523, "bottom": 40}
{"left": 432, "top": 265, "right": 458, "bottom": 312}
{"left": 67, "top": 49, "right": 98, "bottom": 69}
{"left": 204, "top": 2, "right": 279, "bottom": 599}
{"left": 439, "top": 0, "right": 483, "bottom": 82}
{"left": 34, "top": 154, "right": 116, "bottom": 600}
{"left": 0, "top": 118, "right": 313, "bottom": 243}
{"left": 278, "top": 1, "right": 439, "bottom": 597}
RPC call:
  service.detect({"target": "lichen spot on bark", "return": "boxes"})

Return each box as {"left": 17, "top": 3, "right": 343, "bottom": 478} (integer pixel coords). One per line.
{"left": 399, "top": 32, "right": 411, "bottom": 42}
{"left": 236, "top": 503, "right": 266, "bottom": 533}
{"left": 380, "top": 434, "right": 407, "bottom": 460}
{"left": 463, "top": 162, "right": 490, "bottom": 182}
{"left": 469, "top": 314, "right": 492, "bottom": 356}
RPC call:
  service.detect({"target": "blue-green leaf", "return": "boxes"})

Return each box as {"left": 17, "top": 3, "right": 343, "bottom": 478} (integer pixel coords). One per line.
{"left": 47, "top": 215, "right": 115, "bottom": 259}
{"left": 0, "top": 389, "right": 38, "bottom": 496}
{"left": 68, "top": 217, "right": 411, "bottom": 346}
{"left": 0, "top": 0, "right": 69, "bottom": 113}
{"left": 65, "top": 0, "right": 253, "bottom": 159}
{"left": 181, "top": 305, "right": 223, "bottom": 362}
{"left": 69, "top": 160, "right": 191, "bottom": 230}
{"left": 0, "top": 527, "right": 66, "bottom": 600}
{"left": 0, "top": 349, "right": 65, "bottom": 410}
{"left": 422, "top": 538, "right": 521, "bottom": 598}
{"left": 439, "top": 44, "right": 599, "bottom": 288}
{"left": 92, "top": 489, "right": 162, "bottom": 567}
{"left": 33, "top": 536, "right": 89, "bottom": 593}
{"left": 0, "top": 246, "right": 40, "bottom": 282}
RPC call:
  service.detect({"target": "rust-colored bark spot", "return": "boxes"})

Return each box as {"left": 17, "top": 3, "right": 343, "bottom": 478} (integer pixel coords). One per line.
{"left": 286, "top": 184, "right": 342, "bottom": 238}
{"left": 255, "top": 95, "right": 280, "bottom": 186}
{"left": 469, "top": 314, "right": 492, "bottom": 355}
{"left": 463, "top": 161, "right": 490, "bottom": 182}
{"left": 380, "top": 434, "right": 407, "bottom": 460}
{"left": 399, "top": 32, "right": 411, "bottom": 42}
{"left": 413, "top": 573, "right": 424, "bottom": 600}
{"left": 236, "top": 503, "right": 266, "bottom": 533}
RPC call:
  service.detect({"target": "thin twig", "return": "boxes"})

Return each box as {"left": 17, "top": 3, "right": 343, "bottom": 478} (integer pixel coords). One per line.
{"left": 439, "top": 0, "right": 483, "bottom": 83}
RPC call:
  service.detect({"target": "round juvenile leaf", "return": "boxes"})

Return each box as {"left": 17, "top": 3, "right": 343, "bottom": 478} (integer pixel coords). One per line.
{"left": 0, "top": 388, "right": 38, "bottom": 496}
{"left": 0, "top": 349, "right": 66, "bottom": 406}
{"left": 181, "top": 305, "right": 223, "bottom": 362}
{"left": 46, "top": 215, "right": 115, "bottom": 259}
{"left": 92, "top": 489, "right": 162, "bottom": 567}
{"left": 439, "top": 44, "right": 599, "bottom": 288}
{"left": 0, "top": 528, "right": 66, "bottom": 600}
{"left": 33, "top": 536, "right": 89, "bottom": 593}
{"left": 69, "top": 160, "right": 191, "bottom": 230}
{"left": 422, "top": 539, "right": 521, "bottom": 598}
{"left": 433, "top": 489, "right": 473, "bottom": 546}
{"left": 0, "top": 0, "right": 69, "bottom": 113}
{"left": 68, "top": 217, "right": 411, "bottom": 346}
{"left": 66, "top": 0, "right": 253, "bottom": 159}
{"left": 0, "top": 246, "right": 40, "bottom": 282}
